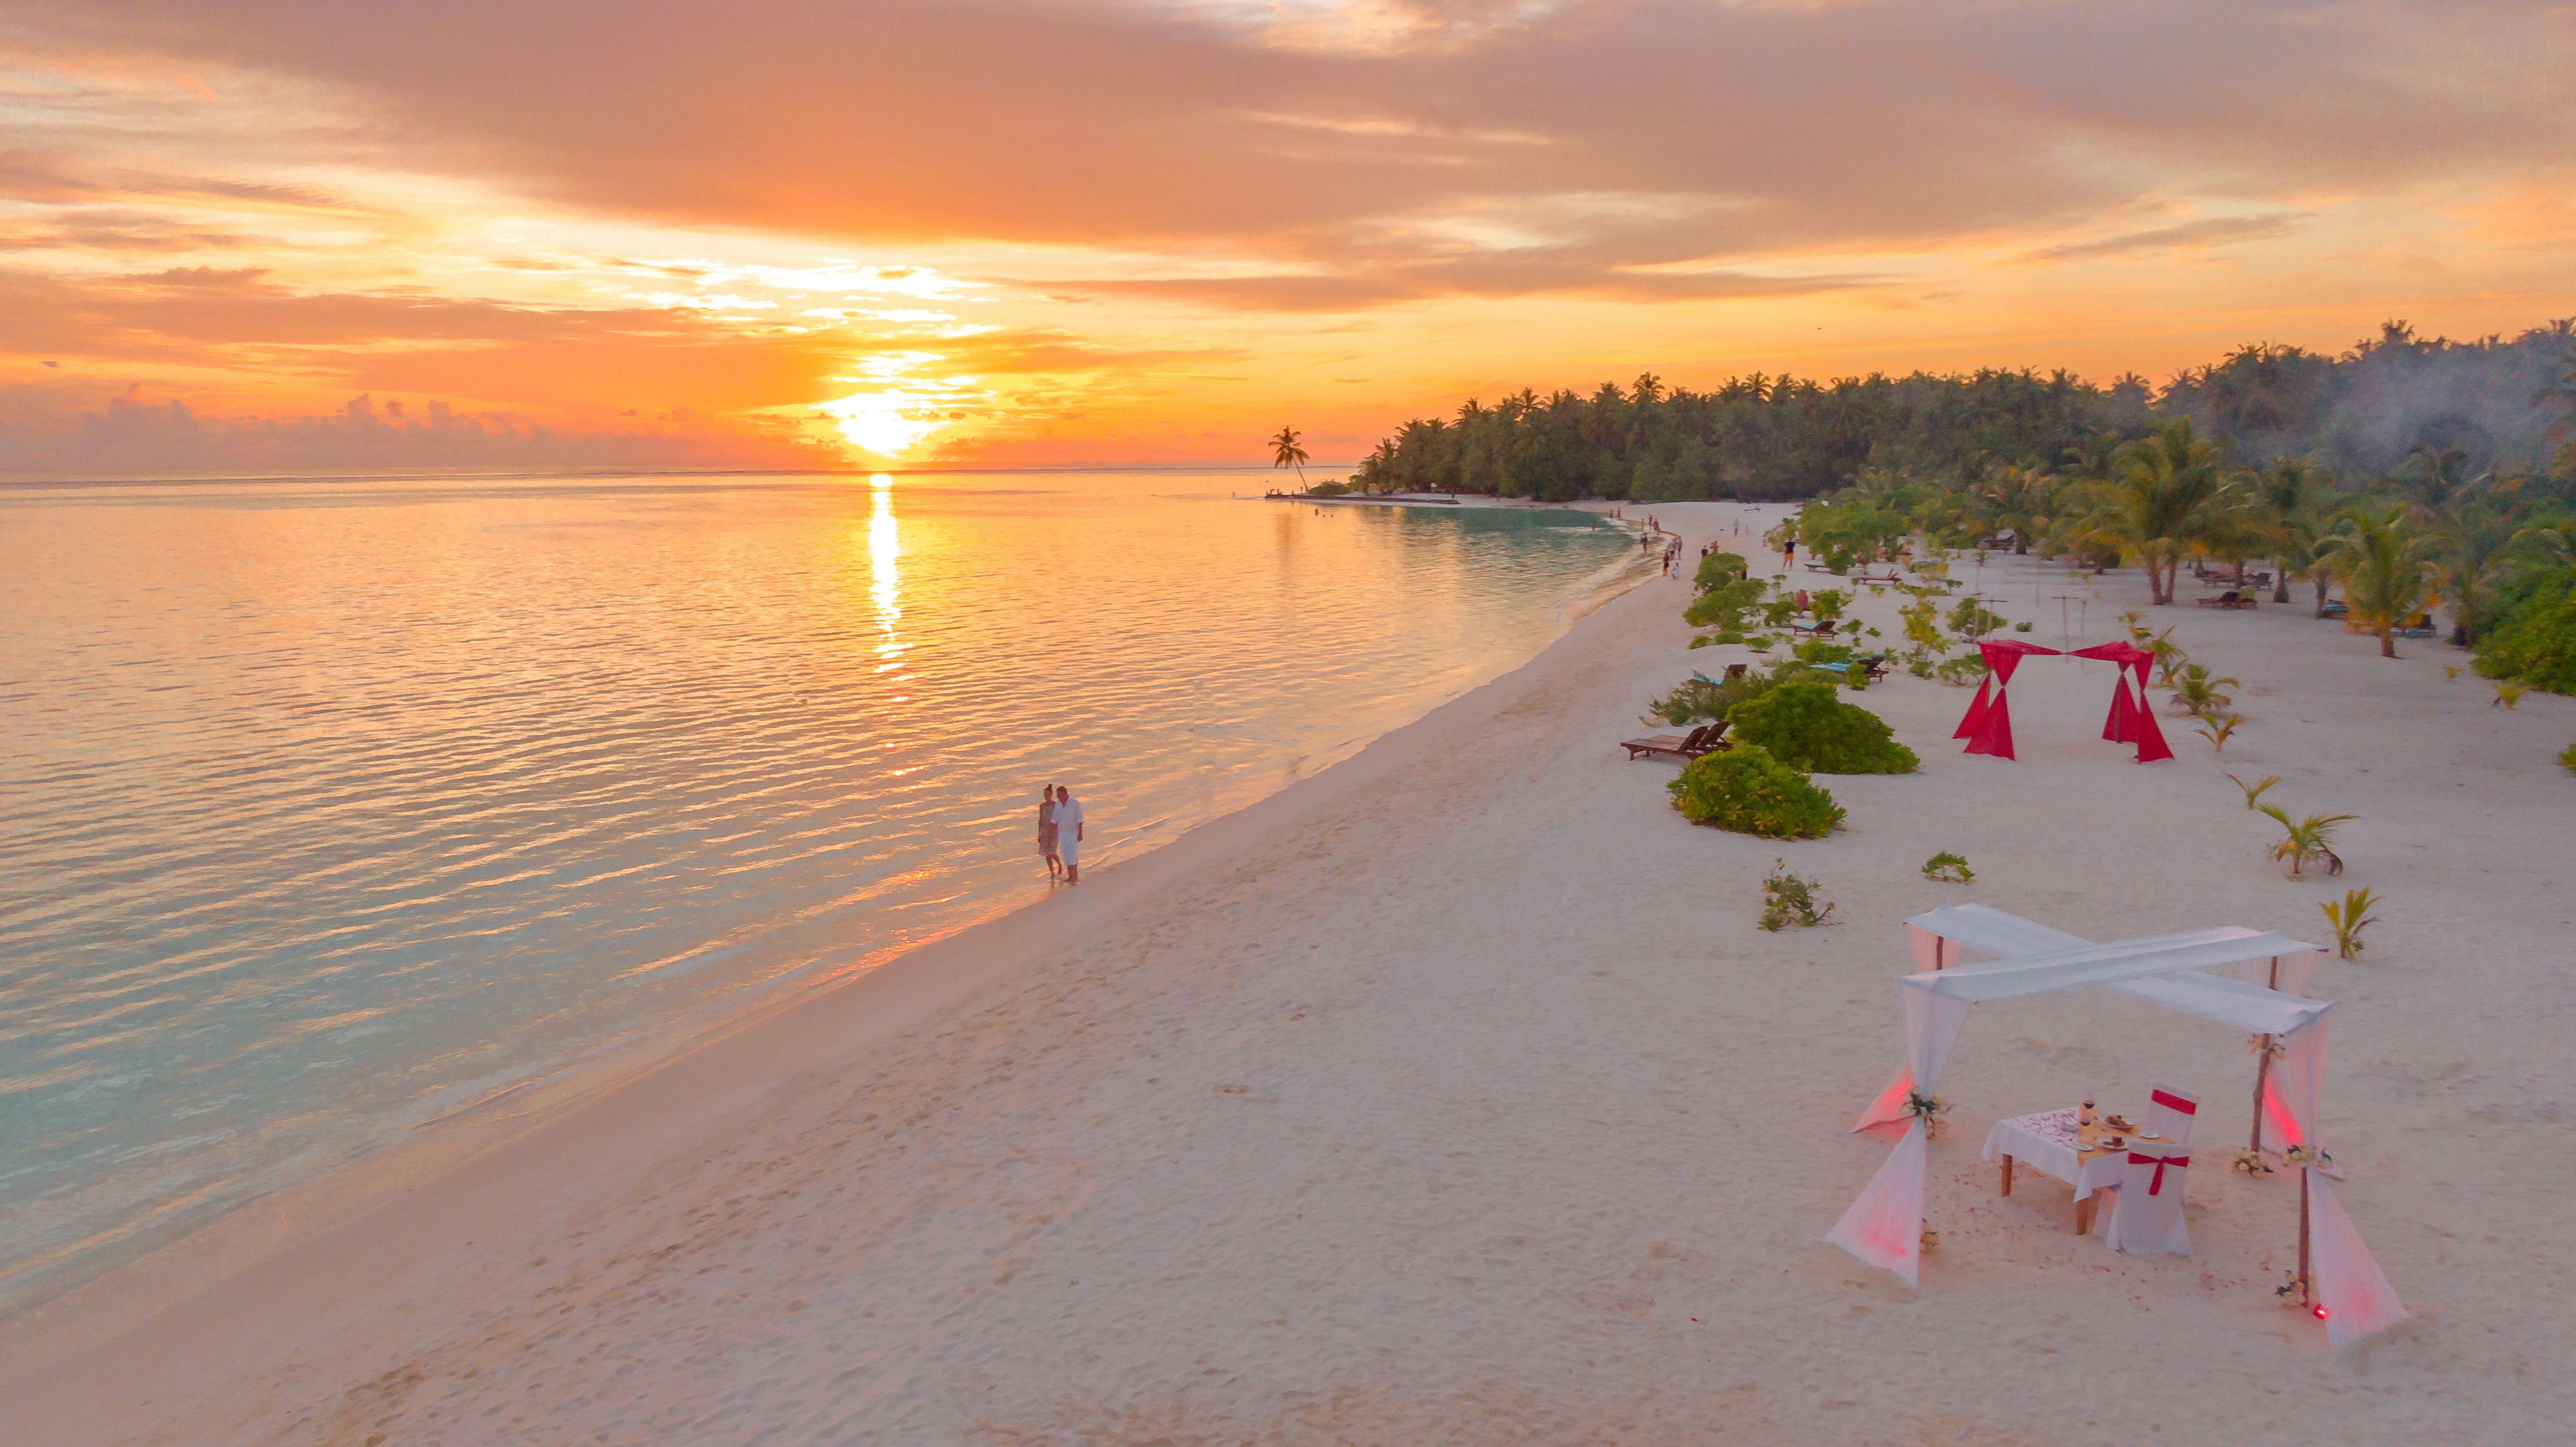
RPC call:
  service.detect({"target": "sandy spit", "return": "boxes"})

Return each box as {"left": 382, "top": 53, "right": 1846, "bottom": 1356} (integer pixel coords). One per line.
{"left": 5, "top": 501, "right": 2573, "bottom": 1445}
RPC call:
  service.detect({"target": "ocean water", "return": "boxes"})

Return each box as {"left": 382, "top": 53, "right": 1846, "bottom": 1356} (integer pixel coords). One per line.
{"left": 0, "top": 469, "right": 1645, "bottom": 1302}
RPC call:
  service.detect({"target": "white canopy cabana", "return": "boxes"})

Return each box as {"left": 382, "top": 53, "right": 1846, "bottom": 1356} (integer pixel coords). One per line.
{"left": 1827, "top": 907, "right": 2406, "bottom": 1348}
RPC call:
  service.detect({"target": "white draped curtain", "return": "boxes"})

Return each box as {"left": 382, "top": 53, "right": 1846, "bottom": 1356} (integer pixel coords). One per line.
{"left": 1826, "top": 985, "right": 1971, "bottom": 1285}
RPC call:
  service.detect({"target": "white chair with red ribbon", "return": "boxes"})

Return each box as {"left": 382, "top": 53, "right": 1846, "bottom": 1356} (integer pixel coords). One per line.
{"left": 2142, "top": 1082, "right": 2200, "bottom": 1148}
{"left": 2092, "top": 1139, "right": 2193, "bottom": 1255}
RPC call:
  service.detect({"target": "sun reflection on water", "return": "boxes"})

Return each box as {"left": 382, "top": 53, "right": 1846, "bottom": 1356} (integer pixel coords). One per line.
{"left": 866, "top": 475, "right": 910, "bottom": 707}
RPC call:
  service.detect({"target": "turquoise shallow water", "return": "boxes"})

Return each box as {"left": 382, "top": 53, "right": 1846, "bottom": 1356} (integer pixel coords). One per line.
{"left": 0, "top": 469, "right": 1644, "bottom": 1301}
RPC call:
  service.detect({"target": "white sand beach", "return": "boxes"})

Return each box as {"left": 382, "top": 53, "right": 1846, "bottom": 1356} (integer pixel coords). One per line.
{"left": 6, "top": 501, "right": 2573, "bottom": 1444}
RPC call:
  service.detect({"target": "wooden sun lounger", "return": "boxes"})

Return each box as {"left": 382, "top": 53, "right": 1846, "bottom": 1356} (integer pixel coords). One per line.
{"left": 1789, "top": 620, "right": 1837, "bottom": 637}
{"left": 2196, "top": 594, "right": 2258, "bottom": 610}
{"left": 1620, "top": 722, "right": 1729, "bottom": 761}
{"left": 1815, "top": 653, "right": 1891, "bottom": 683}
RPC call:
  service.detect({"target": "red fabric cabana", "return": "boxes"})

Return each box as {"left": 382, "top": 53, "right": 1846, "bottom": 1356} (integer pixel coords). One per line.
{"left": 1958, "top": 640, "right": 2059, "bottom": 760}
{"left": 2070, "top": 640, "right": 2173, "bottom": 762}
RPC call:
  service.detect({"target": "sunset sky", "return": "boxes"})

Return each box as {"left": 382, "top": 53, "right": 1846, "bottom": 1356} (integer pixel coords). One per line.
{"left": 5, "top": 0, "right": 2574, "bottom": 475}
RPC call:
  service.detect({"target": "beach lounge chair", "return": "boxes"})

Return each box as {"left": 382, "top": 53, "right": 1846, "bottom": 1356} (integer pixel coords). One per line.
{"left": 1789, "top": 619, "right": 1837, "bottom": 638}
{"left": 1722, "top": 663, "right": 1749, "bottom": 682}
{"left": 1813, "top": 653, "right": 1890, "bottom": 683}
{"left": 2195, "top": 591, "right": 2257, "bottom": 610}
{"left": 1620, "top": 722, "right": 1728, "bottom": 761}
{"left": 2319, "top": 598, "right": 2348, "bottom": 618}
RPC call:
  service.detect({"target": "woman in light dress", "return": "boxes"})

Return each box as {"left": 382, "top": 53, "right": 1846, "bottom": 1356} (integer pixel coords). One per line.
{"left": 1037, "top": 785, "right": 1061, "bottom": 882}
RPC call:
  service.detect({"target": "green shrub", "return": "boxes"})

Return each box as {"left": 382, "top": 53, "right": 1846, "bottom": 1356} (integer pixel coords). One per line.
{"left": 1669, "top": 745, "right": 1846, "bottom": 839}
{"left": 1947, "top": 596, "right": 2005, "bottom": 638}
{"left": 1758, "top": 859, "right": 1835, "bottom": 930}
{"left": 1922, "top": 851, "right": 1974, "bottom": 883}
{"left": 2473, "top": 565, "right": 2576, "bottom": 694}
{"left": 1791, "top": 640, "right": 1857, "bottom": 666}
{"left": 1726, "top": 680, "right": 1920, "bottom": 774}
{"left": 1693, "top": 551, "right": 1750, "bottom": 592}
{"left": 1643, "top": 662, "right": 1823, "bottom": 725}
{"left": 2560, "top": 741, "right": 2575, "bottom": 775}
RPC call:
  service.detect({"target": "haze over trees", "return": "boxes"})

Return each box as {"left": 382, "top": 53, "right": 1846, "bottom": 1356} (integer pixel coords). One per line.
{"left": 1347, "top": 320, "right": 2575, "bottom": 503}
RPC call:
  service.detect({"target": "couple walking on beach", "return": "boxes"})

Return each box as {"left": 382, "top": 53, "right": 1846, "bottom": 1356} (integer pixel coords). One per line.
{"left": 1037, "top": 785, "right": 1085, "bottom": 884}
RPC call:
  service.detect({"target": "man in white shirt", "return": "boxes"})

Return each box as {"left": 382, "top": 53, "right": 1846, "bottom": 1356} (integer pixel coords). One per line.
{"left": 1055, "top": 788, "right": 1085, "bottom": 884}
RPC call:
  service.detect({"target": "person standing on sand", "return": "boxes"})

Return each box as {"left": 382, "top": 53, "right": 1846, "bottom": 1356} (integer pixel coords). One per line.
{"left": 1055, "top": 786, "right": 1085, "bottom": 884}
{"left": 1037, "top": 786, "right": 1061, "bottom": 882}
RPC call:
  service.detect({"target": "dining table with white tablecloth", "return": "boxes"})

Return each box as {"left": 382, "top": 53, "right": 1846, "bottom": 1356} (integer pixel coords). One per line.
{"left": 1982, "top": 1107, "right": 2154, "bottom": 1229}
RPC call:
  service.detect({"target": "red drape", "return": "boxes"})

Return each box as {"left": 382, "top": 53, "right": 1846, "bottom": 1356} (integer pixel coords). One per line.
{"left": 1953, "top": 676, "right": 1991, "bottom": 740}
{"left": 2128, "top": 656, "right": 2174, "bottom": 762}
{"left": 1959, "top": 641, "right": 2059, "bottom": 761}
{"left": 2069, "top": 641, "right": 2169, "bottom": 763}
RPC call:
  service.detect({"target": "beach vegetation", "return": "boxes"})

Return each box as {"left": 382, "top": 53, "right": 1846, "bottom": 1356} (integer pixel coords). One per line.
{"left": 2226, "top": 773, "right": 2282, "bottom": 810}
{"left": 1693, "top": 551, "right": 1751, "bottom": 591}
{"left": 2473, "top": 563, "right": 2576, "bottom": 694}
{"left": 2317, "top": 498, "right": 2440, "bottom": 658}
{"left": 2491, "top": 681, "right": 2530, "bottom": 709}
{"left": 2195, "top": 713, "right": 2245, "bottom": 751}
{"left": 1757, "top": 858, "right": 1836, "bottom": 930}
{"left": 1946, "top": 596, "right": 2005, "bottom": 639}
{"left": 1669, "top": 745, "right": 1846, "bottom": 839}
{"left": 1271, "top": 425, "right": 1310, "bottom": 487}
{"left": 1725, "top": 680, "right": 1920, "bottom": 774}
{"left": 2260, "top": 805, "right": 2355, "bottom": 877}
{"left": 2060, "top": 420, "right": 2237, "bottom": 604}
{"left": 1922, "top": 851, "right": 1974, "bottom": 883}
{"left": 2320, "top": 887, "right": 2386, "bottom": 960}
{"left": 2168, "top": 662, "right": 2240, "bottom": 717}
{"left": 2559, "top": 741, "right": 2575, "bottom": 774}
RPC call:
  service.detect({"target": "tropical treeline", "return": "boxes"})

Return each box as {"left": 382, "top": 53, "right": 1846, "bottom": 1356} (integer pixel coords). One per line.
{"left": 1345, "top": 320, "right": 2575, "bottom": 503}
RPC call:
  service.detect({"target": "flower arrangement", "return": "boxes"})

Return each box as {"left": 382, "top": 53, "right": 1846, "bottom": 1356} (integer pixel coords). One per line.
{"left": 2274, "top": 1271, "right": 2309, "bottom": 1305}
{"left": 2230, "top": 1148, "right": 2273, "bottom": 1177}
{"left": 1919, "top": 1227, "right": 1942, "bottom": 1252}
{"left": 1904, "top": 1089, "right": 1951, "bottom": 1137}
{"left": 2283, "top": 1143, "right": 2333, "bottom": 1171}
{"left": 2247, "top": 1033, "right": 2287, "bottom": 1060}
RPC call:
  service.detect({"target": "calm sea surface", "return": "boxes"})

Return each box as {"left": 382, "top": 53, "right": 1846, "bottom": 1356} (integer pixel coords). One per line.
{"left": 0, "top": 469, "right": 1644, "bottom": 1301}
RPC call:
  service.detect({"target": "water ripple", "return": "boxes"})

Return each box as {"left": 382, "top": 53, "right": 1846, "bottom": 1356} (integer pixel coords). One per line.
{"left": 0, "top": 471, "right": 1642, "bottom": 1300}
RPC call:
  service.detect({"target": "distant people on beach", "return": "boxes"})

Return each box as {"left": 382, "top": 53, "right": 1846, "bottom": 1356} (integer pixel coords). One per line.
{"left": 1781, "top": 537, "right": 1796, "bottom": 571}
{"left": 1038, "top": 786, "right": 1062, "bottom": 882}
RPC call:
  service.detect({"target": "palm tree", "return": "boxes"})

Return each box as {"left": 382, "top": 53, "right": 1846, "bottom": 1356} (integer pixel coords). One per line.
{"left": 2433, "top": 503, "right": 2519, "bottom": 644}
{"left": 2249, "top": 458, "right": 2331, "bottom": 603}
{"left": 2317, "top": 498, "right": 2440, "bottom": 657}
{"left": 1270, "top": 426, "right": 1310, "bottom": 487}
{"left": 2070, "top": 420, "right": 2234, "bottom": 603}
{"left": 1969, "top": 463, "right": 2057, "bottom": 554}
{"left": 2402, "top": 445, "right": 2486, "bottom": 517}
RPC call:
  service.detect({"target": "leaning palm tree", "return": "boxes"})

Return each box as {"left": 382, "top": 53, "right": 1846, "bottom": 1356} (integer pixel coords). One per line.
{"left": 2317, "top": 498, "right": 2440, "bottom": 658}
{"left": 1270, "top": 426, "right": 1310, "bottom": 487}
{"left": 2068, "top": 420, "right": 2233, "bottom": 603}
